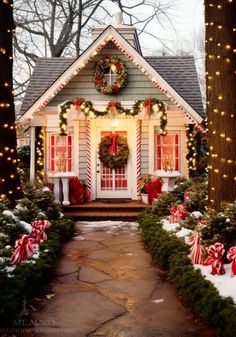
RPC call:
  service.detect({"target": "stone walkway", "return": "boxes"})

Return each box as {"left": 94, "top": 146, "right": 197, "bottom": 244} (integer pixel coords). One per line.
{"left": 25, "top": 221, "right": 215, "bottom": 337}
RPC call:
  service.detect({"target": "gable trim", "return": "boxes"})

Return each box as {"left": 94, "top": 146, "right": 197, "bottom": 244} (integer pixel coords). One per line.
{"left": 19, "top": 25, "right": 203, "bottom": 127}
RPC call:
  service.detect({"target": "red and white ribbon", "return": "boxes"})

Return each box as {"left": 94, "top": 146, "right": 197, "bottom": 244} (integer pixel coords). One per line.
{"left": 195, "top": 219, "right": 206, "bottom": 231}
{"left": 184, "top": 191, "right": 191, "bottom": 201}
{"left": 31, "top": 220, "right": 51, "bottom": 231}
{"left": 86, "top": 119, "right": 92, "bottom": 193}
{"left": 204, "top": 242, "right": 225, "bottom": 275}
{"left": 170, "top": 204, "right": 187, "bottom": 223}
{"left": 227, "top": 246, "right": 236, "bottom": 276}
{"left": 188, "top": 231, "right": 206, "bottom": 265}
{"left": 10, "top": 235, "right": 38, "bottom": 265}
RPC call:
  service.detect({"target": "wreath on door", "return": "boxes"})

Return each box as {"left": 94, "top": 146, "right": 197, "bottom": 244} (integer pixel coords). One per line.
{"left": 98, "top": 134, "right": 129, "bottom": 169}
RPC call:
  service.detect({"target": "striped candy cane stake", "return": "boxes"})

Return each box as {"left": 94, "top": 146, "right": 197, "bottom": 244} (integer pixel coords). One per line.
{"left": 136, "top": 120, "right": 141, "bottom": 196}
{"left": 86, "top": 120, "right": 92, "bottom": 193}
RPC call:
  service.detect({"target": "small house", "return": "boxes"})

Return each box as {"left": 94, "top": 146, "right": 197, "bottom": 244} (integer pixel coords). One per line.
{"left": 18, "top": 22, "right": 204, "bottom": 204}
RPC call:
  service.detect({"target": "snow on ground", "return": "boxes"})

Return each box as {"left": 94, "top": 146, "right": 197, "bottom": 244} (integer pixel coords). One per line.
{"left": 77, "top": 220, "right": 139, "bottom": 234}
{"left": 194, "top": 264, "right": 236, "bottom": 304}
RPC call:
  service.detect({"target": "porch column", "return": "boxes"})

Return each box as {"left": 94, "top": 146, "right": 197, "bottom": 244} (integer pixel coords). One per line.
{"left": 30, "top": 127, "right": 36, "bottom": 181}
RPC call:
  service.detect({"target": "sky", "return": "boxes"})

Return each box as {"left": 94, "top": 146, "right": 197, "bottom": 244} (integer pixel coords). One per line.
{"left": 105, "top": 0, "right": 205, "bottom": 58}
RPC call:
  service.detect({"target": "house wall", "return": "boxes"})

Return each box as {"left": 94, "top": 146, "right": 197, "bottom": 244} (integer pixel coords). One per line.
{"left": 47, "top": 41, "right": 173, "bottom": 105}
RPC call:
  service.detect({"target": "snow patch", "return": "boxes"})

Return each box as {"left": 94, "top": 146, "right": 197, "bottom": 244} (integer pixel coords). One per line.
{"left": 2, "top": 210, "right": 17, "bottom": 220}
{"left": 161, "top": 218, "right": 180, "bottom": 232}
{"left": 152, "top": 299, "right": 164, "bottom": 304}
{"left": 191, "top": 211, "right": 203, "bottom": 219}
{"left": 20, "top": 221, "right": 32, "bottom": 233}
{"left": 194, "top": 264, "right": 236, "bottom": 304}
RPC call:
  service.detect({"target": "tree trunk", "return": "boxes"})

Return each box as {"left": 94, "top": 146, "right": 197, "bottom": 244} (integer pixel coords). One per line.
{"left": 205, "top": 0, "right": 236, "bottom": 210}
{"left": 0, "top": 0, "right": 21, "bottom": 203}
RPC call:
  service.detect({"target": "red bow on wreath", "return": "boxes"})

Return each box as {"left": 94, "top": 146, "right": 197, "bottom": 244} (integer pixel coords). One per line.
{"left": 204, "top": 242, "right": 225, "bottom": 275}
{"left": 227, "top": 246, "right": 236, "bottom": 276}
{"left": 108, "top": 101, "right": 119, "bottom": 108}
{"left": 109, "top": 133, "right": 117, "bottom": 154}
{"left": 74, "top": 98, "right": 84, "bottom": 108}
{"left": 144, "top": 99, "right": 153, "bottom": 108}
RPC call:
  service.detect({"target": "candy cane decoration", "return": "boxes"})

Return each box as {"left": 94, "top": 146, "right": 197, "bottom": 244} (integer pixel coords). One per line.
{"left": 10, "top": 235, "right": 38, "bottom": 265}
{"left": 188, "top": 231, "right": 206, "bottom": 265}
{"left": 136, "top": 120, "right": 141, "bottom": 196}
{"left": 86, "top": 119, "right": 92, "bottom": 192}
{"left": 204, "top": 242, "right": 225, "bottom": 275}
{"left": 227, "top": 246, "right": 236, "bottom": 276}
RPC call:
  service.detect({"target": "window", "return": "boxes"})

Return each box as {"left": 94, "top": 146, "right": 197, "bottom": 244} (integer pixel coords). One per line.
{"left": 50, "top": 134, "right": 72, "bottom": 172}
{"left": 155, "top": 132, "right": 180, "bottom": 171}
{"left": 103, "top": 64, "right": 117, "bottom": 85}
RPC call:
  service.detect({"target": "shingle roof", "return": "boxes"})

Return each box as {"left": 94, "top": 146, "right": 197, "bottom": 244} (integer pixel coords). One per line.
{"left": 146, "top": 56, "right": 204, "bottom": 118}
{"left": 19, "top": 56, "right": 204, "bottom": 118}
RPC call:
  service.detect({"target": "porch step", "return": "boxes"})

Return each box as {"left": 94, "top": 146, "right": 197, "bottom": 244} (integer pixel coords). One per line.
{"left": 62, "top": 200, "right": 151, "bottom": 221}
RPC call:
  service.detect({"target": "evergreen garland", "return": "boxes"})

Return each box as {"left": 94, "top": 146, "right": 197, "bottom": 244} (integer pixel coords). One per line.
{"left": 59, "top": 97, "right": 167, "bottom": 136}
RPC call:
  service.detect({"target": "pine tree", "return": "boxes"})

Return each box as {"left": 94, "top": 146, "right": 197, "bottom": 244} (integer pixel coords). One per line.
{"left": 0, "top": 0, "right": 21, "bottom": 203}
{"left": 205, "top": 0, "right": 236, "bottom": 211}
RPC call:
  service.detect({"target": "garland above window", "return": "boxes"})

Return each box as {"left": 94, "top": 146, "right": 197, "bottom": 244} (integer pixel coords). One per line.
{"left": 93, "top": 56, "right": 128, "bottom": 94}
{"left": 58, "top": 97, "right": 167, "bottom": 136}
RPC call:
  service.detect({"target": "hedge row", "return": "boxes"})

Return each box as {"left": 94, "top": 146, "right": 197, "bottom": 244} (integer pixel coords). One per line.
{"left": 0, "top": 217, "right": 75, "bottom": 325}
{"left": 138, "top": 211, "right": 236, "bottom": 337}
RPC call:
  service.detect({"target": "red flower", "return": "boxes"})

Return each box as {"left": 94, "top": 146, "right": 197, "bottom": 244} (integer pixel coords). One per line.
{"left": 95, "top": 77, "right": 103, "bottom": 86}
{"left": 108, "top": 101, "right": 119, "bottom": 108}
{"left": 114, "top": 62, "right": 121, "bottom": 70}
{"left": 112, "top": 85, "right": 120, "bottom": 93}
{"left": 74, "top": 98, "right": 84, "bottom": 108}
{"left": 144, "top": 99, "right": 153, "bottom": 108}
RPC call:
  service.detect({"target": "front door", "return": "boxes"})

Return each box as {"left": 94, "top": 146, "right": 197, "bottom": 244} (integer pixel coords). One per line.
{"left": 96, "top": 128, "right": 132, "bottom": 199}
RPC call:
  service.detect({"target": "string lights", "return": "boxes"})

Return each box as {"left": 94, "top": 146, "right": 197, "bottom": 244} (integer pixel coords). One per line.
{"left": 0, "top": 0, "right": 21, "bottom": 202}
{"left": 205, "top": 0, "right": 236, "bottom": 210}
{"left": 35, "top": 127, "right": 44, "bottom": 184}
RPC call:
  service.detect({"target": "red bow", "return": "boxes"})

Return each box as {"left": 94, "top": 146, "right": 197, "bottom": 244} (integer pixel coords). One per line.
{"left": 227, "top": 246, "right": 236, "bottom": 276}
{"left": 184, "top": 191, "right": 191, "bottom": 201}
{"left": 10, "top": 235, "right": 38, "bottom": 265}
{"left": 74, "top": 98, "right": 84, "bottom": 108}
{"left": 188, "top": 232, "right": 206, "bottom": 265}
{"left": 144, "top": 99, "right": 153, "bottom": 108}
{"left": 108, "top": 101, "right": 119, "bottom": 108}
{"left": 204, "top": 242, "right": 225, "bottom": 275}
{"left": 31, "top": 220, "right": 51, "bottom": 231}
{"left": 114, "top": 62, "right": 121, "bottom": 70}
{"left": 170, "top": 204, "right": 187, "bottom": 223}
{"left": 95, "top": 77, "right": 103, "bottom": 86}
{"left": 109, "top": 133, "right": 117, "bottom": 154}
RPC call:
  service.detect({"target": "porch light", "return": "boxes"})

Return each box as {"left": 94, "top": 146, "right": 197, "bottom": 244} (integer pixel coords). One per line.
{"left": 111, "top": 118, "right": 119, "bottom": 127}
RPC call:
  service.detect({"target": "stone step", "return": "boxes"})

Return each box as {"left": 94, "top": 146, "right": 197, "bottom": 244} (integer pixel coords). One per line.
{"left": 62, "top": 200, "right": 150, "bottom": 220}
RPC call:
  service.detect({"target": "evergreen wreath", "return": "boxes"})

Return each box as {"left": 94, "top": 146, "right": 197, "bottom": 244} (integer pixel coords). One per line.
{"left": 93, "top": 56, "right": 128, "bottom": 94}
{"left": 98, "top": 135, "right": 129, "bottom": 169}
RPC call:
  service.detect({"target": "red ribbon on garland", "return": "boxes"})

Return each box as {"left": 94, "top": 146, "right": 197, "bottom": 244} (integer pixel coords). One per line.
{"left": 109, "top": 133, "right": 118, "bottom": 154}
{"left": 204, "top": 242, "right": 225, "bottom": 275}
{"left": 188, "top": 231, "right": 206, "bottom": 265}
{"left": 10, "top": 235, "right": 38, "bottom": 265}
{"left": 227, "top": 246, "right": 236, "bottom": 276}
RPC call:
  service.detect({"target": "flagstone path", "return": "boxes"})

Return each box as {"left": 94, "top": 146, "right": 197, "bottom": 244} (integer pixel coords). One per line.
{"left": 25, "top": 221, "right": 215, "bottom": 337}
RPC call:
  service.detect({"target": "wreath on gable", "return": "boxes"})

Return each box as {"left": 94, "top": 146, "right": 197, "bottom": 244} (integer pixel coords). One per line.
{"left": 93, "top": 56, "right": 128, "bottom": 95}
{"left": 98, "top": 135, "right": 129, "bottom": 169}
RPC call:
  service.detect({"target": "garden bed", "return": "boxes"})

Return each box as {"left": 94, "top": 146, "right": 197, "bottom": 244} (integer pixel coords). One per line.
{"left": 138, "top": 211, "right": 236, "bottom": 337}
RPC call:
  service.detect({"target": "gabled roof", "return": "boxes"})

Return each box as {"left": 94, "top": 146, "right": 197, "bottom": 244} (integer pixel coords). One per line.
{"left": 18, "top": 25, "right": 204, "bottom": 125}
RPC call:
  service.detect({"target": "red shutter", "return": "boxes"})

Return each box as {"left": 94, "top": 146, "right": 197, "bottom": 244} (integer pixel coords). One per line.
{"left": 156, "top": 134, "right": 161, "bottom": 169}
{"left": 175, "top": 134, "right": 179, "bottom": 171}
{"left": 51, "top": 135, "right": 55, "bottom": 171}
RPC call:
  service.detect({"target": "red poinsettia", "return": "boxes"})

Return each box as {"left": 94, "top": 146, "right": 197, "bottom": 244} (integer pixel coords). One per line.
{"left": 74, "top": 98, "right": 84, "bottom": 108}
{"left": 114, "top": 61, "right": 121, "bottom": 70}
{"left": 95, "top": 77, "right": 103, "bottom": 86}
{"left": 112, "top": 85, "right": 120, "bottom": 94}
{"left": 108, "top": 101, "right": 119, "bottom": 108}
